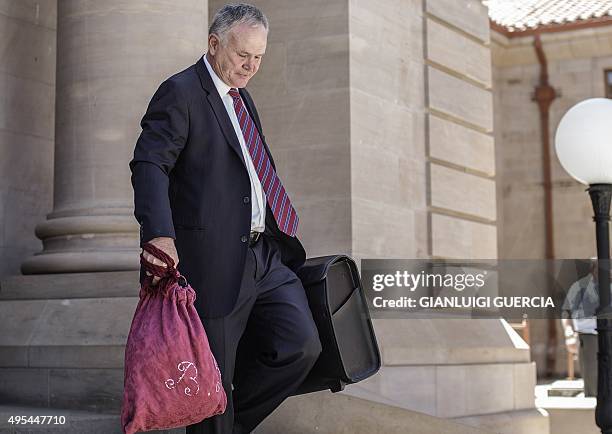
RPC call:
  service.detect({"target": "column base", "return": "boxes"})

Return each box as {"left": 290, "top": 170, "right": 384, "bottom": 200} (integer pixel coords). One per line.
{"left": 21, "top": 214, "right": 140, "bottom": 274}
{"left": 21, "top": 251, "right": 140, "bottom": 274}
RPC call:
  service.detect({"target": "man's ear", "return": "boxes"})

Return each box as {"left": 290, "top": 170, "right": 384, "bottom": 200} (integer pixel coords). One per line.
{"left": 208, "top": 34, "right": 219, "bottom": 55}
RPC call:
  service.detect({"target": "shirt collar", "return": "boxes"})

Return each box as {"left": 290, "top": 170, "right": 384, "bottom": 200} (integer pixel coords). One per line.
{"left": 202, "top": 53, "right": 232, "bottom": 98}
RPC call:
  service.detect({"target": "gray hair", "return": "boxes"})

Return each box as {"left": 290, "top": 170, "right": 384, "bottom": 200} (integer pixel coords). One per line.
{"left": 209, "top": 3, "right": 268, "bottom": 44}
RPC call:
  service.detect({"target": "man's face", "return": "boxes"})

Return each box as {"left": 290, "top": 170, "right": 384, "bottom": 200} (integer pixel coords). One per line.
{"left": 208, "top": 22, "right": 267, "bottom": 88}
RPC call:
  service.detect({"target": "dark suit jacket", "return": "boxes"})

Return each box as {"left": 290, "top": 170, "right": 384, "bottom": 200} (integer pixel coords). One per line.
{"left": 130, "top": 57, "right": 306, "bottom": 318}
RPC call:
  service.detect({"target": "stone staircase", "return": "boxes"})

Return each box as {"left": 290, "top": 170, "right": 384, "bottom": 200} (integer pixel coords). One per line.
{"left": 0, "top": 272, "right": 136, "bottom": 414}
{"left": 0, "top": 272, "right": 500, "bottom": 434}
{"left": 0, "top": 394, "right": 495, "bottom": 434}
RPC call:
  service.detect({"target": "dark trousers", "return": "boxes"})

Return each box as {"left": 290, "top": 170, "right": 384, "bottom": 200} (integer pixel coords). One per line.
{"left": 579, "top": 333, "right": 598, "bottom": 397}
{"left": 186, "top": 234, "right": 322, "bottom": 434}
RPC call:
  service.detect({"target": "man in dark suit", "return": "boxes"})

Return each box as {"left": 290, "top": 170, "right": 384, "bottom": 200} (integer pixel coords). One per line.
{"left": 129, "top": 4, "right": 321, "bottom": 433}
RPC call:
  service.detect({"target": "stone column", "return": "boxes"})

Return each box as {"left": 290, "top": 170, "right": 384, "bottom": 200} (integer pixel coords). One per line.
{"left": 0, "top": 0, "right": 56, "bottom": 278}
{"left": 21, "top": 0, "right": 207, "bottom": 274}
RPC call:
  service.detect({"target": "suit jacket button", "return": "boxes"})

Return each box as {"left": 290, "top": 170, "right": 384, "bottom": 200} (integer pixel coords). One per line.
{"left": 243, "top": 196, "right": 250, "bottom": 204}
{"left": 241, "top": 235, "right": 248, "bottom": 243}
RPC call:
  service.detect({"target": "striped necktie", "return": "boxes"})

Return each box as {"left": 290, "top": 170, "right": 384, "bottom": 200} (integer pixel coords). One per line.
{"left": 228, "top": 88, "right": 299, "bottom": 237}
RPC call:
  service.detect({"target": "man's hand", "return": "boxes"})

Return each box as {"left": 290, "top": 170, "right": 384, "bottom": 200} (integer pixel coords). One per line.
{"left": 142, "top": 237, "right": 179, "bottom": 285}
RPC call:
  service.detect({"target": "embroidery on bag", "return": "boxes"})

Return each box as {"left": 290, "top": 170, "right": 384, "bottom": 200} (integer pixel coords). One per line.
{"left": 212, "top": 353, "right": 222, "bottom": 393}
{"left": 164, "top": 361, "right": 200, "bottom": 396}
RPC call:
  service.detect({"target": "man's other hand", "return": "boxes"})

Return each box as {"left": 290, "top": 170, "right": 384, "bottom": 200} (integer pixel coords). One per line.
{"left": 142, "top": 237, "right": 179, "bottom": 285}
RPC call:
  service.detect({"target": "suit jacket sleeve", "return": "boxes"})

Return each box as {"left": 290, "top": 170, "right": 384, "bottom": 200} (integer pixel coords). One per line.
{"left": 129, "top": 78, "right": 189, "bottom": 246}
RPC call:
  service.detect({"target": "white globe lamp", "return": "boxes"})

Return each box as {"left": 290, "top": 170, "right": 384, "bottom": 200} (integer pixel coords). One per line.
{"left": 555, "top": 98, "right": 612, "bottom": 185}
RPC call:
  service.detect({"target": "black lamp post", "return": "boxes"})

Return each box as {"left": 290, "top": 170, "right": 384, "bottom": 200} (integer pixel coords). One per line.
{"left": 556, "top": 99, "right": 612, "bottom": 433}
{"left": 589, "top": 185, "right": 612, "bottom": 432}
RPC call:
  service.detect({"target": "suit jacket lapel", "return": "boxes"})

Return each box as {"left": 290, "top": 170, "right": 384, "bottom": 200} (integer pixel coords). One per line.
{"left": 195, "top": 58, "right": 247, "bottom": 169}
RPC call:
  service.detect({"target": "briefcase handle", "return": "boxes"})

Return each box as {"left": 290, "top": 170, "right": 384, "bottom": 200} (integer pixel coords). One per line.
{"left": 298, "top": 254, "right": 354, "bottom": 287}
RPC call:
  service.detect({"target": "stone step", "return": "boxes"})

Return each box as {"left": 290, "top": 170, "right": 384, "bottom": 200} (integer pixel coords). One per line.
{"left": 0, "top": 296, "right": 136, "bottom": 369}
{"left": 0, "top": 272, "right": 139, "bottom": 300}
{"left": 546, "top": 407, "right": 598, "bottom": 434}
{"left": 0, "top": 404, "right": 184, "bottom": 433}
{"left": 341, "top": 362, "right": 537, "bottom": 419}
{"left": 454, "top": 408, "right": 550, "bottom": 434}
{"left": 258, "top": 390, "right": 496, "bottom": 434}
{"left": 0, "top": 394, "right": 497, "bottom": 434}
{"left": 0, "top": 367, "right": 124, "bottom": 413}
{"left": 535, "top": 383, "right": 598, "bottom": 434}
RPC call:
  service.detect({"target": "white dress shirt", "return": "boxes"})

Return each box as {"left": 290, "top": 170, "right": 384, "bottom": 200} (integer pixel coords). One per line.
{"left": 203, "top": 54, "right": 266, "bottom": 233}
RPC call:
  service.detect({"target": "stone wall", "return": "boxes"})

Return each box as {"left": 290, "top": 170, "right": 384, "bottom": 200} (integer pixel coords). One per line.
{"left": 492, "top": 26, "right": 612, "bottom": 260}
{"left": 0, "top": 1, "right": 56, "bottom": 278}
{"left": 349, "top": 0, "right": 428, "bottom": 260}
{"left": 351, "top": 3, "right": 546, "bottom": 433}
{"left": 425, "top": 0, "right": 497, "bottom": 260}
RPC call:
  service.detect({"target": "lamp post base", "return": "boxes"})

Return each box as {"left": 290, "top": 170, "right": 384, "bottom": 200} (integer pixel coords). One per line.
{"left": 597, "top": 319, "right": 612, "bottom": 433}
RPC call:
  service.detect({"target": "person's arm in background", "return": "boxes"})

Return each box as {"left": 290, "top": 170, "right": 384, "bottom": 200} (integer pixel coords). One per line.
{"left": 561, "top": 281, "right": 580, "bottom": 354}
{"left": 129, "top": 79, "right": 189, "bottom": 283}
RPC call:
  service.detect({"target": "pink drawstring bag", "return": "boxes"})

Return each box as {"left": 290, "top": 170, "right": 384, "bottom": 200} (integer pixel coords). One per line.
{"left": 121, "top": 243, "right": 227, "bottom": 434}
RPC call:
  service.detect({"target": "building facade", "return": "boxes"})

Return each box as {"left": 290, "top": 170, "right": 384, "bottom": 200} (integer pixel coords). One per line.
{"left": 7, "top": 1, "right": 599, "bottom": 433}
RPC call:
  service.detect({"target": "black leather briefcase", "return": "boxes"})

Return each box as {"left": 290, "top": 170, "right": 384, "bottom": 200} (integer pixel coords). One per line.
{"left": 294, "top": 255, "right": 381, "bottom": 395}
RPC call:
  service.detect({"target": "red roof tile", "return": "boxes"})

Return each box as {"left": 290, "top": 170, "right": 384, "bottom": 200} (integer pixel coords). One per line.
{"left": 484, "top": 0, "right": 612, "bottom": 32}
